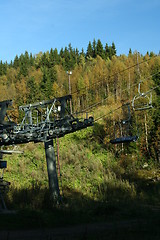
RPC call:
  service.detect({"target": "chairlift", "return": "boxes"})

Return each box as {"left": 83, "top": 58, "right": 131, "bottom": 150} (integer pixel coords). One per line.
{"left": 110, "top": 104, "right": 138, "bottom": 144}
{"left": 110, "top": 135, "right": 138, "bottom": 144}
{"left": 132, "top": 81, "right": 153, "bottom": 111}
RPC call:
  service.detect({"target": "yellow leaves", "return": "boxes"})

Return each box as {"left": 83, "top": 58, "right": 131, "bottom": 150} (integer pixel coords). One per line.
{"left": 6, "top": 68, "right": 17, "bottom": 83}
{"left": 0, "top": 75, "right": 7, "bottom": 84}
{"left": 28, "top": 67, "right": 43, "bottom": 85}
{"left": 52, "top": 82, "right": 59, "bottom": 96}
{"left": 0, "top": 83, "right": 8, "bottom": 101}
{"left": 16, "top": 78, "right": 27, "bottom": 104}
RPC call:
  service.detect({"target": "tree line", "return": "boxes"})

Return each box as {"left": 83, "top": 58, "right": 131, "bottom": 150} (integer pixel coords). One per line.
{"left": 0, "top": 39, "right": 116, "bottom": 76}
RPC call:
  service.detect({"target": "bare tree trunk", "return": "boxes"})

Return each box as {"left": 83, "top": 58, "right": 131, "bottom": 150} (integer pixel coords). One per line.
{"left": 106, "top": 77, "right": 109, "bottom": 96}
{"left": 86, "top": 86, "right": 88, "bottom": 107}
{"left": 128, "top": 71, "right": 131, "bottom": 97}
{"left": 114, "top": 77, "right": 117, "bottom": 102}
{"left": 144, "top": 113, "right": 149, "bottom": 155}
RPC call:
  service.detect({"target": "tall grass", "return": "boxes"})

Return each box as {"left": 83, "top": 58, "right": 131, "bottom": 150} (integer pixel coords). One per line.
{"left": 2, "top": 126, "right": 160, "bottom": 212}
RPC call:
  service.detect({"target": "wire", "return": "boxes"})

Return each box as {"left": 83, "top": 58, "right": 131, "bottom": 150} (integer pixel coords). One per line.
{"left": 94, "top": 83, "right": 160, "bottom": 122}
{"left": 76, "top": 70, "right": 160, "bottom": 114}
{"left": 71, "top": 54, "right": 158, "bottom": 97}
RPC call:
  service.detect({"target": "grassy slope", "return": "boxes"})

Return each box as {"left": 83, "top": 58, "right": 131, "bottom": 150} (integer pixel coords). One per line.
{"left": 1, "top": 124, "right": 160, "bottom": 238}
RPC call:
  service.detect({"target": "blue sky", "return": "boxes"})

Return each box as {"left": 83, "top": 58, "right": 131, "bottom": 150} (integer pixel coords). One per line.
{"left": 0, "top": 0, "right": 160, "bottom": 63}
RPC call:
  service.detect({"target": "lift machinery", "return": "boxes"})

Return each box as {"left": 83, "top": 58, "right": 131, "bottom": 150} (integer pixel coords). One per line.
{"left": 0, "top": 95, "right": 94, "bottom": 204}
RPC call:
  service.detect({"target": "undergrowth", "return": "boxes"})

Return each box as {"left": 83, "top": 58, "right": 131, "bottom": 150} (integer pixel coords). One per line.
{"left": 1, "top": 124, "right": 160, "bottom": 232}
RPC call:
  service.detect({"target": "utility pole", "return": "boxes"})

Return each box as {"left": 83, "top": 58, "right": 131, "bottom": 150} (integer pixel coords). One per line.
{"left": 67, "top": 71, "right": 72, "bottom": 114}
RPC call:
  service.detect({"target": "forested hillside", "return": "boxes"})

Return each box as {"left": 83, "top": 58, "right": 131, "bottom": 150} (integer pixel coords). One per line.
{"left": 0, "top": 39, "right": 160, "bottom": 163}
{"left": 1, "top": 39, "right": 160, "bottom": 235}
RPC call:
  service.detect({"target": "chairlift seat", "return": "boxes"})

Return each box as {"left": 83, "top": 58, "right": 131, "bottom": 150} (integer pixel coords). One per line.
{"left": 0, "top": 161, "right": 7, "bottom": 169}
{"left": 110, "top": 135, "right": 138, "bottom": 144}
{"left": 133, "top": 103, "right": 153, "bottom": 111}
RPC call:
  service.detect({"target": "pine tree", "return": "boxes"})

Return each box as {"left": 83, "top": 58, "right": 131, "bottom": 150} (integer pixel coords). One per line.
{"left": 41, "top": 52, "right": 49, "bottom": 68}
{"left": 13, "top": 55, "right": 19, "bottom": 69}
{"left": 63, "top": 46, "right": 71, "bottom": 70}
{"left": 129, "top": 48, "right": 132, "bottom": 55}
{"left": 105, "top": 43, "right": 109, "bottom": 59}
{"left": 19, "top": 53, "right": 29, "bottom": 77}
{"left": 29, "top": 53, "right": 35, "bottom": 66}
{"left": 86, "top": 41, "right": 93, "bottom": 58}
{"left": 75, "top": 48, "right": 79, "bottom": 64}
{"left": 27, "top": 76, "right": 39, "bottom": 102}
{"left": 111, "top": 42, "right": 116, "bottom": 56}
{"left": 0, "top": 60, "right": 3, "bottom": 76}
{"left": 49, "top": 48, "right": 59, "bottom": 66}
{"left": 40, "top": 67, "right": 51, "bottom": 98}
{"left": 96, "top": 39, "right": 104, "bottom": 59}
{"left": 49, "top": 66, "right": 57, "bottom": 84}
{"left": 92, "top": 39, "right": 97, "bottom": 58}
{"left": 59, "top": 48, "right": 64, "bottom": 58}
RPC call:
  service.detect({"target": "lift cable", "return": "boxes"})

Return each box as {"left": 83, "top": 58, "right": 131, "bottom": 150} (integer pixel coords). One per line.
{"left": 71, "top": 54, "right": 159, "bottom": 97}
{"left": 94, "top": 83, "right": 160, "bottom": 123}
{"left": 77, "top": 70, "right": 160, "bottom": 115}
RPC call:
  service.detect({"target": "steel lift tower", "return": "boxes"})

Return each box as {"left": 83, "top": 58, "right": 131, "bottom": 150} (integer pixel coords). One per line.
{"left": 0, "top": 95, "right": 94, "bottom": 204}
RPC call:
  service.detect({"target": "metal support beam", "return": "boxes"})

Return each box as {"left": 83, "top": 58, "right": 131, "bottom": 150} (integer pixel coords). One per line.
{"left": 44, "top": 139, "right": 60, "bottom": 203}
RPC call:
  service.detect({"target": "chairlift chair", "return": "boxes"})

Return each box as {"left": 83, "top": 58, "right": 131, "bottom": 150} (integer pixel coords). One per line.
{"left": 132, "top": 81, "right": 153, "bottom": 111}
{"left": 110, "top": 135, "right": 138, "bottom": 144}
{"left": 110, "top": 104, "right": 138, "bottom": 144}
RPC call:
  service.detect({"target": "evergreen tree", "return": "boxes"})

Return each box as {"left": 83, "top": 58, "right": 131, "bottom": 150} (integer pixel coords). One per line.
{"left": 105, "top": 43, "right": 109, "bottom": 59}
{"left": 49, "top": 66, "right": 57, "bottom": 84}
{"left": 49, "top": 48, "right": 60, "bottom": 67}
{"left": 29, "top": 53, "right": 35, "bottom": 66}
{"left": 24, "top": 51, "right": 30, "bottom": 65}
{"left": 75, "top": 48, "right": 79, "bottom": 64}
{"left": 13, "top": 55, "right": 19, "bottom": 69}
{"left": 108, "top": 46, "right": 113, "bottom": 59}
{"left": 19, "top": 53, "right": 29, "bottom": 77}
{"left": 68, "top": 43, "right": 76, "bottom": 68}
{"left": 63, "top": 46, "right": 71, "bottom": 70}
{"left": 41, "top": 52, "right": 49, "bottom": 68}
{"left": 92, "top": 39, "right": 97, "bottom": 58}
{"left": 3, "top": 62, "right": 8, "bottom": 75}
{"left": 59, "top": 48, "right": 64, "bottom": 58}
{"left": 129, "top": 48, "right": 132, "bottom": 55}
{"left": 86, "top": 41, "right": 93, "bottom": 58}
{"left": 27, "top": 76, "right": 39, "bottom": 102}
{"left": 111, "top": 42, "right": 116, "bottom": 56}
{"left": 81, "top": 48, "right": 85, "bottom": 56}
{"left": 40, "top": 67, "right": 51, "bottom": 97}
{"left": 0, "top": 60, "right": 3, "bottom": 76}
{"left": 96, "top": 39, "right": 104, "bottom": 59}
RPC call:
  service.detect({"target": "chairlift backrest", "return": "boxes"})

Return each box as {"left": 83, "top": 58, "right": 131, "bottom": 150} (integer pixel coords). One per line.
{"left": 121, "top": 103, "right": 131, "bottom": 124}
{"left": 132, "top": 91, "right": 153, "bottom": 111}
{"left": 132, "top": 81, "right": 153, "bottom": 111}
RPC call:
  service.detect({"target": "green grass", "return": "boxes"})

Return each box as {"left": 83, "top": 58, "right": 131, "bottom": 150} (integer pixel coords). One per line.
{"left": 1, "top": 126, "right": 160, "bottom": 239}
